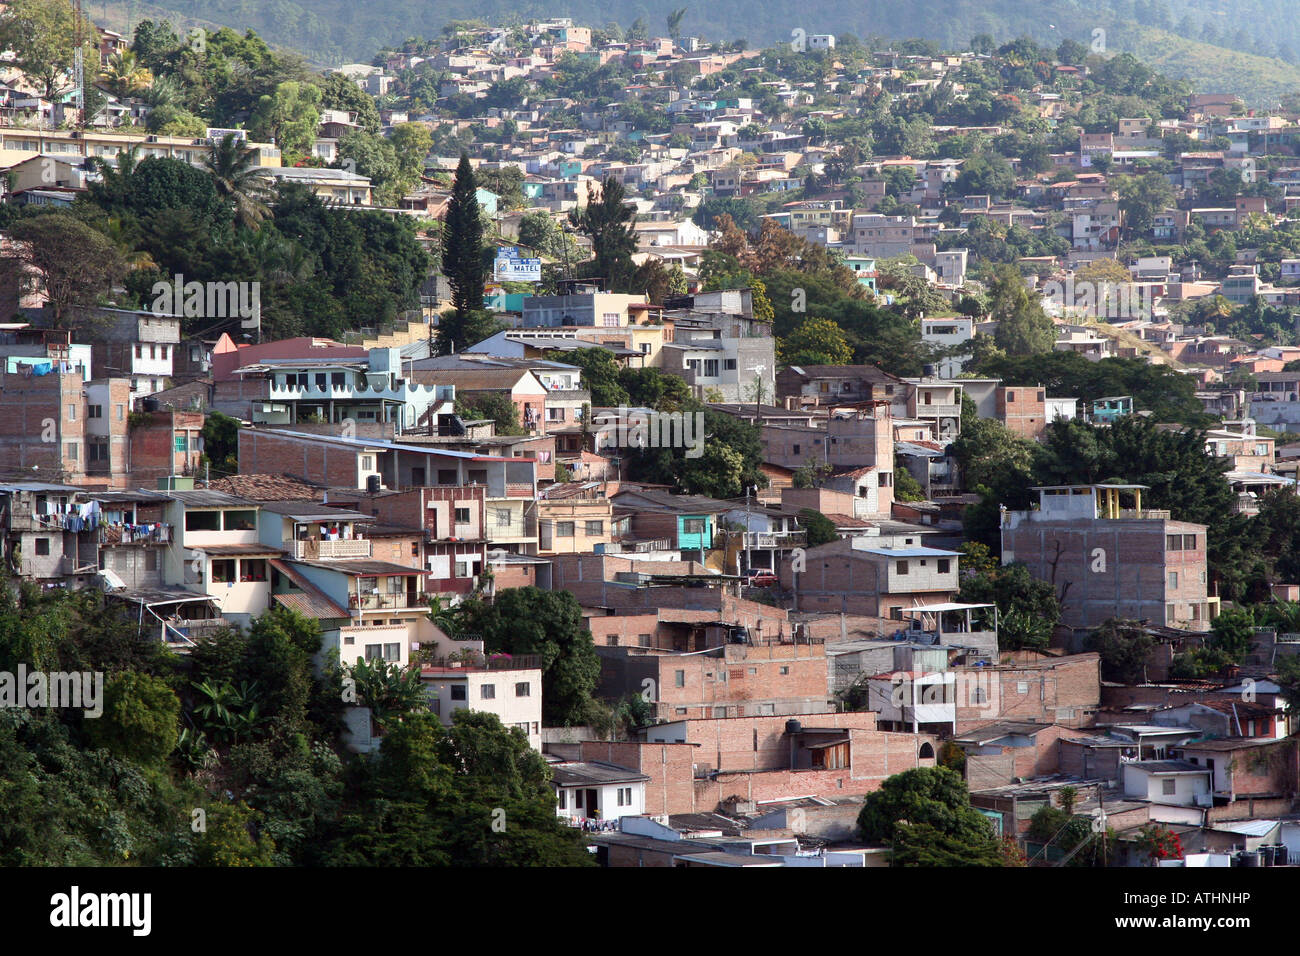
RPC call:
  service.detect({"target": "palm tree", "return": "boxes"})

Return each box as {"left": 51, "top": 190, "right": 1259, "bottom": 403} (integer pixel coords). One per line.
{"left": 86, "top": 143, "right": 143, "bottom": 213}
{"left": 666, "top": 7, "right": 687, "bottom": 44}
{"left": 98, "top": 51, "right": 153, "bottom": 98}
{"left": 205, "top": 133, "right": 273, "bottom": 230}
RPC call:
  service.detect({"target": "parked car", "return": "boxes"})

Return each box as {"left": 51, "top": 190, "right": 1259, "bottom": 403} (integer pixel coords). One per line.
{"left": 745, "top": 571, "right": 778, "bottom": 588}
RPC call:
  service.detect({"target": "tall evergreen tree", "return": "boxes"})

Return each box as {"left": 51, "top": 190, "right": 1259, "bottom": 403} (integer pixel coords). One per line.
{"left": 570, "top": 175, "right": 638, "bottom": 292}
{"left": 440, "top": 152, "right": 486, "bottom": 352}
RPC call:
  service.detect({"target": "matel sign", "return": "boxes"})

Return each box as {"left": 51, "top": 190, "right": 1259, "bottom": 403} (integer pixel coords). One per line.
{"left": 493, "top": 246, "right": 542, "bottom": 282}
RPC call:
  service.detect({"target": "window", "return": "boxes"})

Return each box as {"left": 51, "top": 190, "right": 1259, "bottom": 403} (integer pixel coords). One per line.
{"left": 724, "top": 359, "right": 737, "bottom": 370}
{"left": 556, "top": 521, "right": 575, "bottom": 537}
{"left": 364, "top": 644, "right": 383, "bottom": 660}
{"left": 453, "top": 561, "right": 468, "bottom": 578}
{"left": 1017, "top": 681, "right": 1029, "bottom": 694}
{"left": 89, "top": 441, "right": 108, "bottom": 462}
{"left": 211, "top": 559, "right": 235, "bottom": 583}
{"left": 703, "top": 359, "right": 719, "bottom": 377}
{"left": 682, "top": 518, "right": 706, "bottom": 535}
{"left": 896, "top": 560, "right": 909, "bottom": 575}
{"left": 674, "top": 670, "right": 685, "bottom": 688}
{"left": 602, "top": 312, "right": 620, "bottom": 326}
{"left": 1168, "top": 571, "right": 1178, "bottom": 589}
{"left": 779, "top": 666, "right": 789, "bottom": 675}
{"left": 481, "top": 684, "right": 496, "bottom": 700}
{"left": 34, "top": 537, "right": 50, "bottom": 556}
{"left": 222, "top": 510, "right": 256, "bottom": 531}
{"left": 361, "top": 456, "right": 374, "bottom": 470}
{"left": 450, "top": 685, "right": 467, "bottom": 701}
{"left": 558, "top": 790, "right": 567, "bottom": 810}
{"left": 174, "top": 435, "right": 188, "bottom": 453}
{"left": 383, "top": 643, "right": 399, "bottom": 661}
{"left": 64, "top": 442, "right": 78, "bottom": 461}
{"left": 937, "top": 559, "right": 950, "bottom": 574}
{"left": 515, "top": 682, "right": 530, "bottom": 697}
{"left": 115, "top": 404, "right": 125, "bottom": 421}
{"left": 496, "top": 509, "right": 512, "bottom": 528}
{"left": 239, "top": 559, "right": 267, "bottom": 582}
{"left": 454, "top": 507, "right": 470, "bottom": 524}
{"left": 88, "top": 404, "right": 102, "bottom": 419}
{"left": 1162, "top": 779, "right": 1177, "bottom": 796}
{"left": 185, "top": 511, "right": 220, "bottom": 532}
{"left": 638, "top": 633, "right": 652, "bottom": 647}
{"left": 792, "top": 444, "right": 801, "bottom": 455}
{"left": 586, "top": 520, "right": 604, "bottom": 536}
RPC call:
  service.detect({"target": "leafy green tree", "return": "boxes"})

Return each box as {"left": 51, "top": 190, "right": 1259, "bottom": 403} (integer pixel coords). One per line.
{"left": 799, "top": 508, "right": 839, "bottom": 547}
{"left": 989, "top": 265, "right": 1055, "bottom": 355}
{"left": 858, "top": 767, "right": 1007, "bottom": 866}
{"left": 192, "top": 801, "right": 277, "bottom": 866}
{"left": 957, "top": 563, "right": 1060, "bottom": 651}
{"left": 250, "top": 81, "right": 322, "bottom": 164}
{"left": 462, "top": 588, "right": 600, "bottom": 726}
{"left": 0, "top": 0, "right": 96, "bottom": 100}
{"left": 0, "top": 213, "right": 126, "bottom": 326}
{"left": 201, "top": 411, "right": 240, "bottom": 477}
{"left": 318, "top": 71, "right": 381, "bottom": 133}
{"left": 1087, "top": 619, "right": 1153, "bottom": 684}
{"left": 390, "top": 122, "right": 434, "bottom": 188}
{"left": 1117, "top": 171, "right": 1176, "bottom": 237}
{"left": 337, "top": 129, "right": 404, "bottom": 205}
{"left": 779, "top": 315, "right": 853, "bottom": 366}
{"left": 455, "top": 391, "right": 525, "bottom": 435}
{"left": 85, "top": 671, "right": 181, "bottom": 765}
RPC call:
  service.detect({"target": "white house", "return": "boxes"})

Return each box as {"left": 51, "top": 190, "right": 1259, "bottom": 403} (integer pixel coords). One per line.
{"left": 551, "top": 760, "right": 650, "bottom": 822}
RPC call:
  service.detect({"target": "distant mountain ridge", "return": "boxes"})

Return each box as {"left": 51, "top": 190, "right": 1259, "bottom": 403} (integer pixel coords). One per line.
{"left": 100, "top": 0, "right": 1300, "bottom": 103}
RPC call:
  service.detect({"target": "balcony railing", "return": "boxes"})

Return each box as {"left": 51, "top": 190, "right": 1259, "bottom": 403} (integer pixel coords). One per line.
{"left": 913, "top": 403, "right": 961, "bottom": 418}
{"left": 293, "top": 538, "right": 372, "bottom": 560}
{"left": 421, "top": 653, "right": 543, "bottom": 671}
{"left": 349, "top": 591, "right": 422, "bottom": 610}
{"left": 743, "top": 531, "right": 807, "bottom": 549}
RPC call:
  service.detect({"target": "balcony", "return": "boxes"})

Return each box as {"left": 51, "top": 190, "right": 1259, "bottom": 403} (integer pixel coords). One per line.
{"left": 913, "top": 403, "right": 961, "bottom": 418}
{"left": 293, "top": 538, "right": 372, "bottom": 560}
{"left": 349, "top": 591, "right": 423, "bottom": 611}
{"left": 743, "top": 531, "right": 807, "bottom": 549}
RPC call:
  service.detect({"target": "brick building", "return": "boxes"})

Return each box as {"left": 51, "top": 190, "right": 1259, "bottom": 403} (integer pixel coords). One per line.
{"left": 596, "top": 640, "right": 834, "bottom": 721}
{"left": 641, "top": 712, "right": 940, "bottom": 809}
{"left": 952, "top": 653, "right": 1101, "bottom": 730}
{"left": 780, "top": 537, "right": 961, "bottom": 617}
{"left": 127, "top": 409, "right": 204, "bottom": 486}
{"left": 1001, "top": 484, "right": 1210, "bottom": 631}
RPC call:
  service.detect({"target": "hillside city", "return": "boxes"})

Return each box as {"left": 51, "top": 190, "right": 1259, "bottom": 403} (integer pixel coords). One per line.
{"left": 3, "top": 0, "right": 1300, "bottom": 872}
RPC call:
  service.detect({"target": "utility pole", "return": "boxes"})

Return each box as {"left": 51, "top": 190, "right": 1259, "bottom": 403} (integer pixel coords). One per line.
{"left": 73, "top": 0, "right": 85, "bottom": 127}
